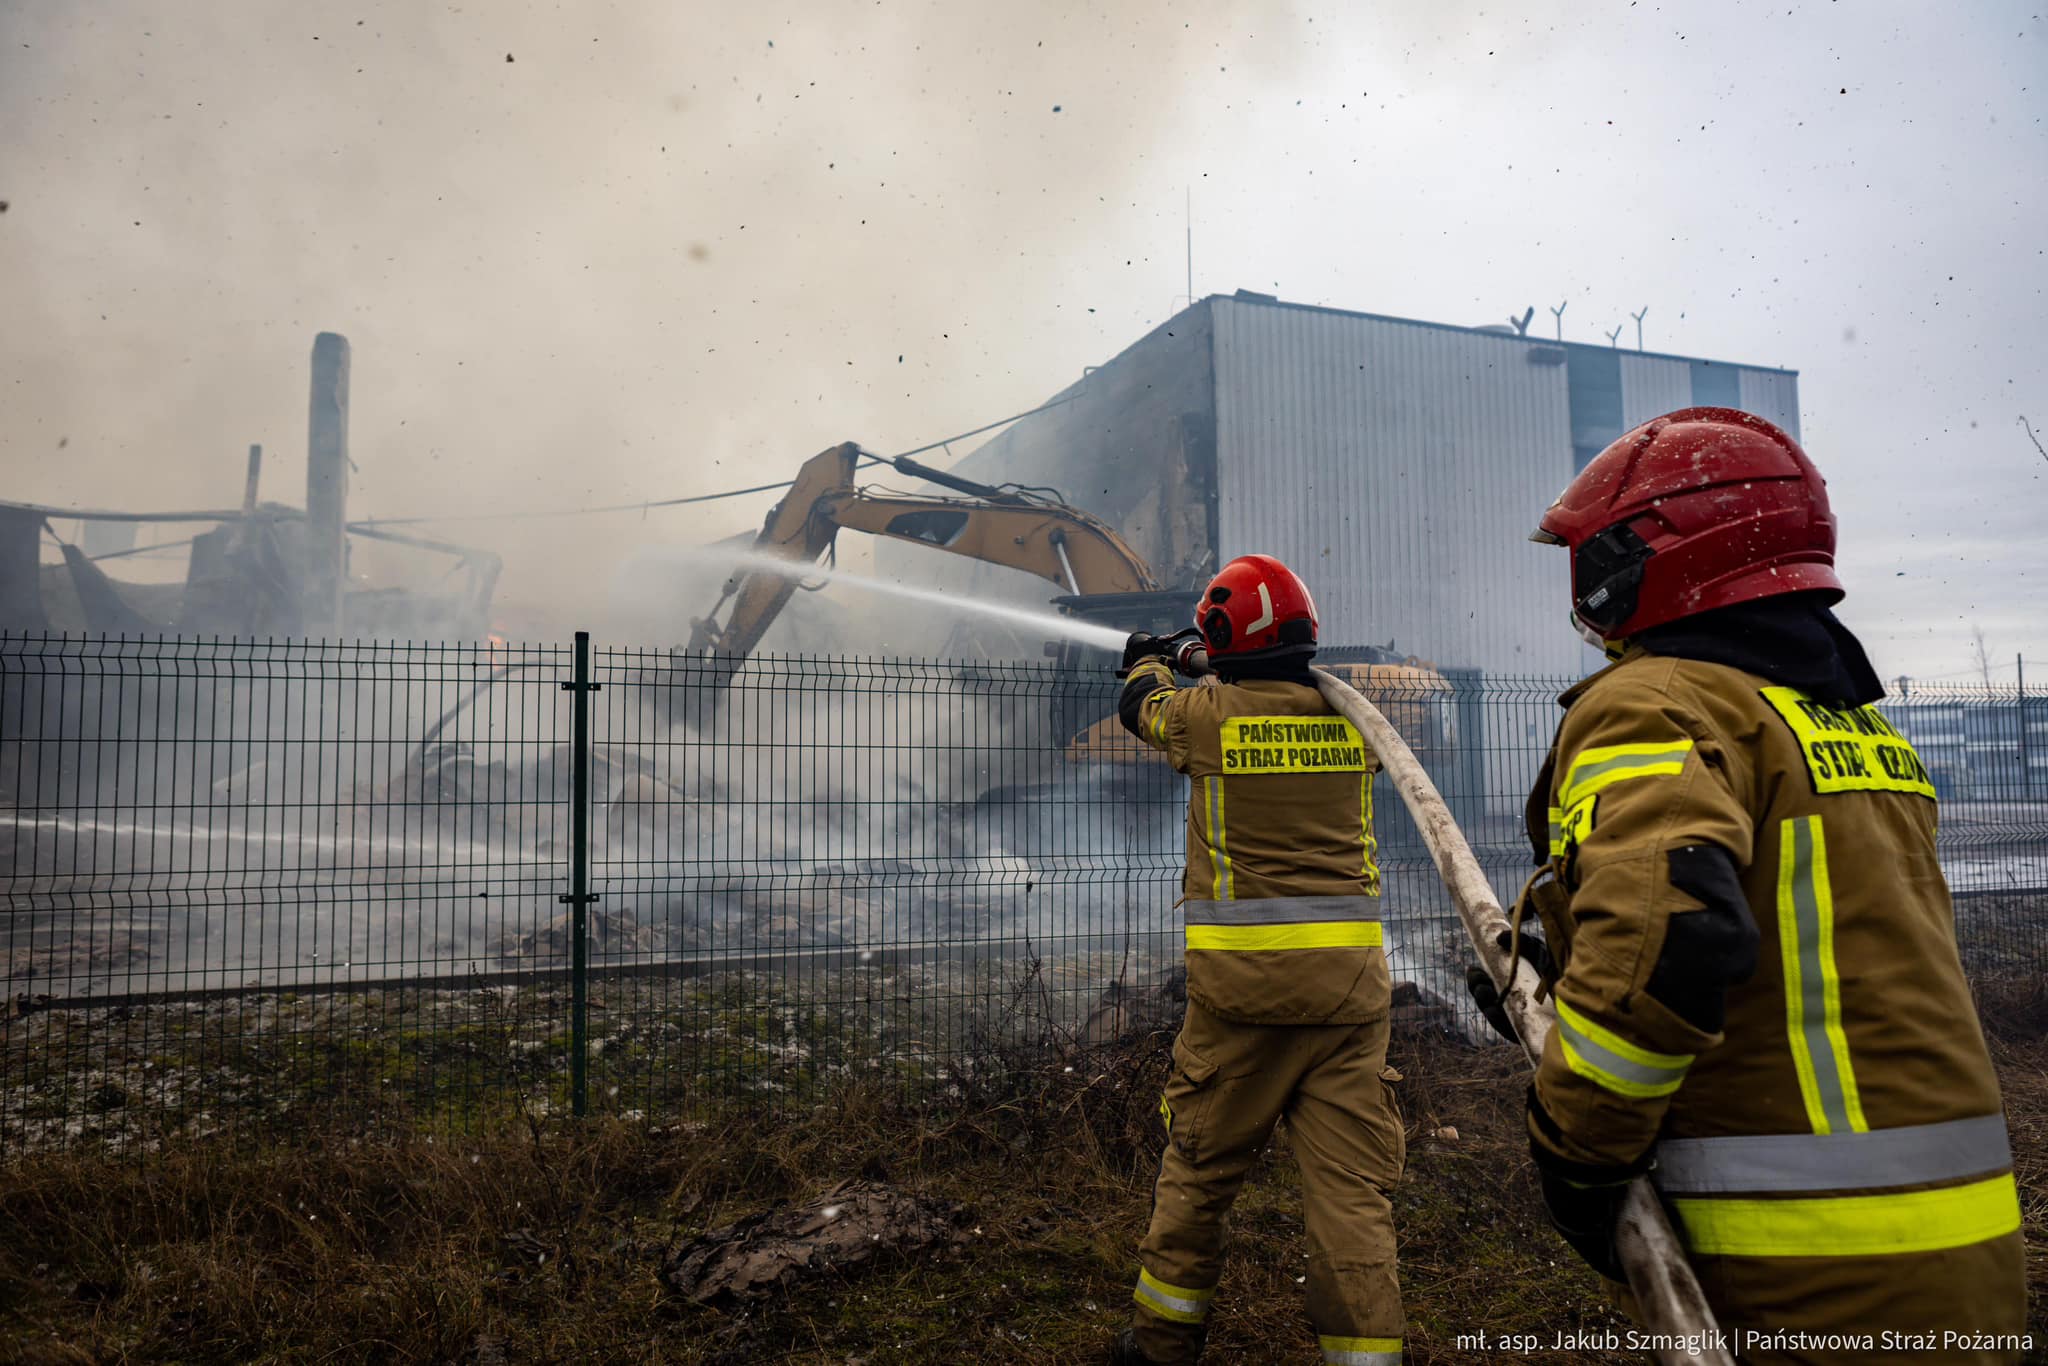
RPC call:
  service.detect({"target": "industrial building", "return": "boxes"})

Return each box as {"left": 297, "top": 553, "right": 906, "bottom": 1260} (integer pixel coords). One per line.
{"left": 919, "top": 290, "right": 1801, "bottom": 680}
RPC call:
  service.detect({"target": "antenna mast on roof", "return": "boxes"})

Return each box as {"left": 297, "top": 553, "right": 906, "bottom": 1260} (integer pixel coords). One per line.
{"left": 1550, "top": 301, "right": 1568, "bottom": 341}
{"left": 1508, "top": 306, "right": 1534, "bottom": 336}
{"left": 1632, "top": 306, "right": 1650, "bottom": 351}
{"left": 1606, "top": 325, "right": 1624, "bottom": 348}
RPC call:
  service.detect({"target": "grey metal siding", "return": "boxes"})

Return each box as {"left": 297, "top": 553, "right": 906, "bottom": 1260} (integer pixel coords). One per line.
{"left": 1739, "top": 369, "right": 1803, "bottom": 441}
{"left": 1689, "top": 358, "right": 1743, "bottom": 408}
{"left": 1619, "top": 353, "right": 1695, "bottom": 427}
{"left": 1210, "top": 299, "right": 1582, "bottom": 678}
{"left": 1565, "top": 346, "right": 1626, "bottom": 471}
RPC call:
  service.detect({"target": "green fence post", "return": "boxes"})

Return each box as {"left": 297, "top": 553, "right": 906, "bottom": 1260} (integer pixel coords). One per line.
{"left": 561, "top": 630, "right": 598, "bottom": 1117}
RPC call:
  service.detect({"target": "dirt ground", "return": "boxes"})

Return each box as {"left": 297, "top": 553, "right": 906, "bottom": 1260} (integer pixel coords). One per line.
{"left": 0, "top": 980, "right": 2042, "bottom": 1365}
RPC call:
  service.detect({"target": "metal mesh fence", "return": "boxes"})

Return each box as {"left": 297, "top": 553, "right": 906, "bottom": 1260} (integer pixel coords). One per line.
{"left": 1, "top": 635, "right": 577, "bottom": 1144}
{"left": 4, "top": 633, "right": 2044, "bottom": 1148}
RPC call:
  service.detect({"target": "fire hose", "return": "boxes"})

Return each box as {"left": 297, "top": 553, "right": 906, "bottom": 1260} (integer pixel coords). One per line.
{"left": 1308, "top": 666, "right": 1733, "bottom": 1366}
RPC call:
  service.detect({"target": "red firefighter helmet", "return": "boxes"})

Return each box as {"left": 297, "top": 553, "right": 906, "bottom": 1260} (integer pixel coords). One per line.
{"left": 1196, "top": 554, "right": 1319, "bottom": 658}
{"left": 1532, "top": 406, "right": 1841, "bottom": 640}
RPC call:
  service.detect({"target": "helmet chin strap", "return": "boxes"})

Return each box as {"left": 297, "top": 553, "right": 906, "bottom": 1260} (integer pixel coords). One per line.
{"left": 1572, "top": 612, "right": 1629, "bottom": 659}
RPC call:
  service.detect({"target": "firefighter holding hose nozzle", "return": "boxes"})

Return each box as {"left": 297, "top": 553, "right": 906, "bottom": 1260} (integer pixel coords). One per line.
{"left": 1108, "top": 555, "right": 1405, "bottom": 1366}
{"left": 1479, "top": 408, "right": 2025, "bottom": 1360}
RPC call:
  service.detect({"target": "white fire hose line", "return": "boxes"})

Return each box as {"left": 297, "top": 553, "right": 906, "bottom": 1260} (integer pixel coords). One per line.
{"left": 1312, "top": 667, "right": 1733, "bottom": 1366}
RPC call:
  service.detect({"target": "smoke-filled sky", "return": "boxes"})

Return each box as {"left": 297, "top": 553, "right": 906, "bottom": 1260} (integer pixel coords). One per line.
{"left": 2, "top": 1, "right": 2042, "bottom": 681}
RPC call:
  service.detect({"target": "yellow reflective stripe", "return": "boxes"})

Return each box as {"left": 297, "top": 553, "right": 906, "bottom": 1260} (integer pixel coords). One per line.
{"left": 1555, "top": 996, "right": 1694, "bottom": 1099}
{"left": 1146, "top": 690, "right": 1172, "bottom": 745}
{"left": 1321, "top": 1336, "right": 1403, "bottom": 1365}
{"left": 1560, "top": 739, "right": 1694, "bottom": 808}
{"left": 1556, "top": 996, "right": 1693, "bottom": 1071}
{"left": 1204, "top": 775, "right": 1234, "bottom": 901}
{"left": 1185, "top": 921, "right": 1384, "bottom": 952}
{"left": 1547, "top": 804, "right": 1565, "bottom": 858}
{"left": 1671, "top": 1174, "right": 2020, "bottom": 1258}
{"left": 1359, "top": 768, "right": 1379, "bottom": 887}
{"left": 1778, "top": 815, "right": 1866, "bottom": 1134}
{"left": 1810, "top": 821, "right": 1865, "bottom": 1132}
{"left": 1133, "top": 1266, "right": 1214, "bottom": 1324}
{"left": 1158, "top": 1093, "right": 1172, "bottom": 1134}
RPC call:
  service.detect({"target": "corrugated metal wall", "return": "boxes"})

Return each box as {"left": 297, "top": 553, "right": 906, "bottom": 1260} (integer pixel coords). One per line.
{"left": 1620, "top": 351, "right": 1801, "bottom": 438}
{"left": 1739, "top": 369, "right": 1802, "bottom": 440}
{"left": 1210, "top": 300, "right": 1800, "bottom": 680}
{"left": 877, "top": 295, "right": 1798, "bottom": 678}
{"left": 1618, "top": 353, "right": 1694, "bottom": 427}
{"left": 1211, "top": 299, "right": 1582, "bottom": 678}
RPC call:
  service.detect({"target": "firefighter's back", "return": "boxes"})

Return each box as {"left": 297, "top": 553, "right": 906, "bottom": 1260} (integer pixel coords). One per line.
{"left": 1167, "top": 674, "right": 1389, "bottom": 1026}
{"left": 1638, "top": 655, "right": 2024, "bottom": 1351}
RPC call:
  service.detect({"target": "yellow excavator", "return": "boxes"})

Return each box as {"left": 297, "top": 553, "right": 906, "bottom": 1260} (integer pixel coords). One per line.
{"left": 681, "top": 441, "right": 1160, "bottom": 661}
{"left": 680, "top": 441, "right": 1456, "bottom": 773}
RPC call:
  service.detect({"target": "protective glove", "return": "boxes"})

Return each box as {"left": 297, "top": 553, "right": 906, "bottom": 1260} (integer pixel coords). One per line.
{"left": 1527, "top": 1087, "right": 1651, "bottom": 1283}
{"left": 1464, "top": 930, "right": 1556, "bottom": 1044}
{"left": 1117, "top": 631, "right": 1170, "bottom": 678}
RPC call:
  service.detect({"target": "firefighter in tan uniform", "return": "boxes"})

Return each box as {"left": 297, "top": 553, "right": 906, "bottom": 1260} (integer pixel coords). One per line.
{"left": 1479, "top": 408, "right": 2026, "bottom": 1362}
{"left": 1108, "top": 555, "right": 1405, "bottom": 1366}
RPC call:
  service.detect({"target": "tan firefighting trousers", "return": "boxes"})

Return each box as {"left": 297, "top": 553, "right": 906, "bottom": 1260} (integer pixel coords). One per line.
{"left": 1131, "top": 1000, "right": 1406, "bottom": 1365}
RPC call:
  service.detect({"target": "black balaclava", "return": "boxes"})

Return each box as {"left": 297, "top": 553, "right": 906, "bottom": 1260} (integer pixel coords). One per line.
{"left": 1633, "top": 591, "right": 1886, "bottom": 709}
{"left": 1214, "top": 647, "right": 1318, "bottom": 687}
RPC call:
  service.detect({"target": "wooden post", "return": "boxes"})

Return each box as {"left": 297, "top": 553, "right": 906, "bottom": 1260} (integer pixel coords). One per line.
{"left": 1313, "top": 667, "right": 1733, "bottom": 1366}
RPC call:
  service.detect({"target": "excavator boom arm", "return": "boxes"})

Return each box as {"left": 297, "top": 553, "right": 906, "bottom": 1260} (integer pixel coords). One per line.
{"left": 683, "top": 442, "right": 861, "bottom": 664}
{"left": 683, "top": 442, "right": 1157, "bottom": 666}
{"left": 822, "top": 492, "right": 1156, "bottom": 596}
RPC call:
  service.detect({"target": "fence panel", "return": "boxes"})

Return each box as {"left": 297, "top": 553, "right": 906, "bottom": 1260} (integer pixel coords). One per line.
{"left": 577, "top": 650, "right": 1186, "bottom": 1117}
{"left": 5, "top": 634, "right": 2044, "bottom": 1148}
{"left": 1, "top": 635, "right": 574, "bottom": 1145}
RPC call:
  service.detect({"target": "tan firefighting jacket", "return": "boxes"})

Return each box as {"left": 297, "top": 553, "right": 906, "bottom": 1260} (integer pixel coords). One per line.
{"left": 1123, "top": 657, "right": 1387, "bottom": 1025}
{"left": 1521, "top": 647, "right": 2022, "bottom": 1329}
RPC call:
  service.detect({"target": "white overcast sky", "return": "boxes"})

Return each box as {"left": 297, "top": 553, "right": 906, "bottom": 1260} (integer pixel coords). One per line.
{"left": 2, "top": 1, "right": 2042, "bottom": 681}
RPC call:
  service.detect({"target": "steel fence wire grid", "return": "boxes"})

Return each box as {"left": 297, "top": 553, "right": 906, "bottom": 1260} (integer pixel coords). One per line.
{"left": 2, "top": 631, "right": 2042, "bottom": 1148}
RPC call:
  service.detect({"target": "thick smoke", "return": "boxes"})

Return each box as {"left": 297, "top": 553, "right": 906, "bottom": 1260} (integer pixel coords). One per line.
{"left": 0, "top": 1, "right": 1308, "bottom": 641}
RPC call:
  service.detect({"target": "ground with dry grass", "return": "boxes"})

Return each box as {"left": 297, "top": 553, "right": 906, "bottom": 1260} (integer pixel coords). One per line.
{"left": 2, "top": 980, "right": 2043, "bottom": 1365}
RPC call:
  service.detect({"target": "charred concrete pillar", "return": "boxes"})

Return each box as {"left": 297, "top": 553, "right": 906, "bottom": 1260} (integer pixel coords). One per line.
{"left": 242, "top": 443, "right": 263, "bottom": 517}
{"left": 0, "top": 505, "right": 48, "bottom": 631}
{"left": 305, "top": 333, "right": 350, "bottom": 634}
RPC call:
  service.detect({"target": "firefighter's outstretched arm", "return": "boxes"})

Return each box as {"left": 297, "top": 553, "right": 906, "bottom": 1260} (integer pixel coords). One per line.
{"left": 1116, "top": 643, "right": 1178, "bottom": 750}
{"left": 1530, "top": 682, "right": 1761, "bottom": 1276}
{"left": 1115, "top": 633, "right": 1198, "bottom": 763}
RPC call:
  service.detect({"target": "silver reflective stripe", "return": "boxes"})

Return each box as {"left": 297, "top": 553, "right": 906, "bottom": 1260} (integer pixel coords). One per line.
{"left": 1185, "top": 895, "right": 1378, "bottom": 925}
{"left": 1554, "top": 1004, "right": 1688, "bottom": 1093}
{"left": 1204, "top": 775, "right": 1234, "bottom": 901}
{"left": 1654, "top": 1113, "right": 2013, "bottom": 1195}
{"left": 1782, "top": 815, "right": 1861, "bottom": 1133}
{"left": 1324, "top": 1351, "right": 1401, "bottom": 1366}
{"left": 1320, "top": 1338, "right": 1403, "bottom": 1366}
{"left": 1133, "top": 1271, "right": 1211, "bottom": 1321}
{"left": 1559, "top": 743, "right": 1691, "bottom": 807}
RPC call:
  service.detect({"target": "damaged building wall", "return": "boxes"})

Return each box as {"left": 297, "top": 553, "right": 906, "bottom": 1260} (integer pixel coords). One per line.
{"left": 869, "top": 304, "right": 1219, "bottom": 659}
